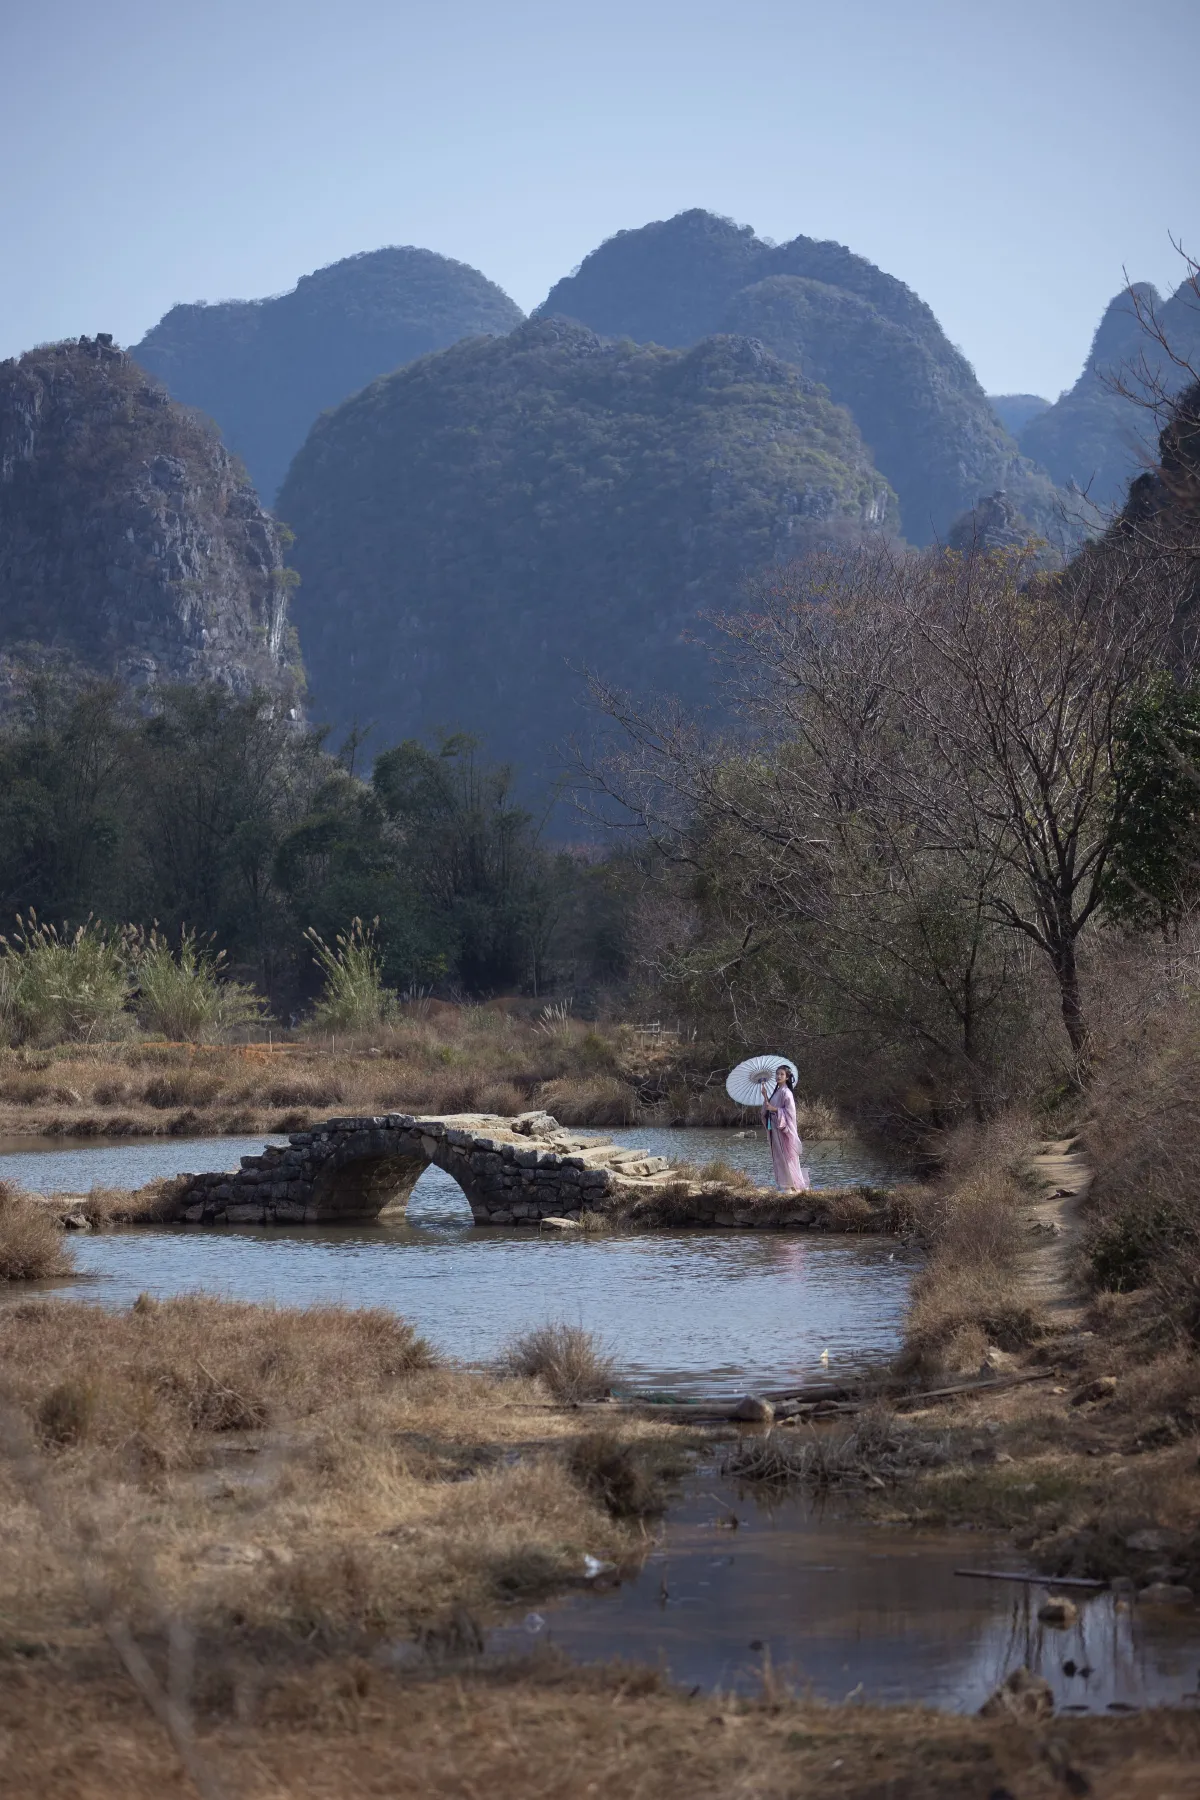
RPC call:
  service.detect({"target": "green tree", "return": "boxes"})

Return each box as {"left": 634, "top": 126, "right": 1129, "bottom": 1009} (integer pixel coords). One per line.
{"left": 1105, "top": 677, "right": 1200, "bottom": 932}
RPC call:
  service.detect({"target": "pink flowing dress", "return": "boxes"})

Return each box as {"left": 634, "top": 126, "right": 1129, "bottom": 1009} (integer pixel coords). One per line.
{"left": 763, "top": 1084, "right": 809, "bottom": 1191}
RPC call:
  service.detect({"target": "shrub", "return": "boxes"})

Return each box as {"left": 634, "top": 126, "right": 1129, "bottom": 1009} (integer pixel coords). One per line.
{"left": 0, "top": 1181, "right": 73, "bottom": 1280}
{"left": 142, "top": 1070, "right": 225, "bottom": 1109}
{"left": 36, "top": 1377, "right": 96, "bottom": 1446}
{"left": 536, "top": 1076, "right": 639, "bottom": 1126}
{"left": 132, "top": 927, "right": 264, "bottom": 1042}
{"left": 564, "top": 1431, "right": 668, "bottom": 1517}
{"left": 0, "top": 914, "right": 130, "bottom": 1046}
{"left": 499, "top": 1322, "right": 615, "bottom": 1402}
{"left": 305, "top": 918, "right": 396, "bottom": 1032}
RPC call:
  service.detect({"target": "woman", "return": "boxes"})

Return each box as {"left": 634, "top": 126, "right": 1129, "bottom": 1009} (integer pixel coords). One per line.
{"left": 761, "top": 1066, "right": 809, "bottom": 1192}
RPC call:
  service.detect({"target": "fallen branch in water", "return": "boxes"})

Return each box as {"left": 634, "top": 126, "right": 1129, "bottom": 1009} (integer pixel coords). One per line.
{"left": 955, "top": 1569, "right": 1108, "bottom": 1590}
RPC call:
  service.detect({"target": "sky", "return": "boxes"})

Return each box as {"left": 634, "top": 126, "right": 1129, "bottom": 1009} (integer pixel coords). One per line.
{"left": 1, "top": 0, "right": 1196, "bottom": 399}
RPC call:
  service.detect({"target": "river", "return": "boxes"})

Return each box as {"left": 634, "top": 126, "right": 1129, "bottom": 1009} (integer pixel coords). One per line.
{"left": 0, "top": 1125, "right": 909, "bottom": 1396}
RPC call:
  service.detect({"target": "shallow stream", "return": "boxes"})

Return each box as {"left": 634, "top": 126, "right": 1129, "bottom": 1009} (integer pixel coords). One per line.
{"left": 5, "top": 1125, "right": 1199, "bottom": 1712}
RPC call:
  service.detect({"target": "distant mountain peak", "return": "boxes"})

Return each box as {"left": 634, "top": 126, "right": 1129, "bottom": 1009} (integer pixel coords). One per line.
{"left": 133, "top": 247, "right": 523, "bottom": 502}
{"left": 537, "top": 210, "right": 1066, "bottom": 545}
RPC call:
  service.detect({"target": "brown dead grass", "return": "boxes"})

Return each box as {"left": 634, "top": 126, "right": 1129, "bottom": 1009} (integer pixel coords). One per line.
{"left": 897, "top": 1118, "right": 1043, "bottom": 1379}
{"left": 0, "top": 1297, "right": 684, "bottom": 1665}
{"left": 499, "top": 1322, "right": 616, "bottom": 1402}
{"left": 4, "top": 1640, "right": 1200, "bottom": 1800}
{"left": 0, "top": 1181, "right": 74, "bottom": 1280}
{"left": 0, "top": 1015, "right": 854, "bottom": 1140}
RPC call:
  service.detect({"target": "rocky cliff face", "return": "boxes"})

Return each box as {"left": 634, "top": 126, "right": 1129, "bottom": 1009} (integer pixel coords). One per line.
{"left": 279, "top": 317, "right": 896, "bottom": 775}
{"left": 537, "top": 209, "right": 1068, "bottom": 547}
{"left": 133, "top": 247, "right": 524, "bottom": 502}
{"left": 1019, "top": 283, "right": 1200, "bottom": 514}
{"left": 0, "top": 336, "right": 301, "bottom": 701}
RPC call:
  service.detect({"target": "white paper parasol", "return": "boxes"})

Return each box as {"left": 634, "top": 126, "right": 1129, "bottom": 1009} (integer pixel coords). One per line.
{"left": 725, "top": 1054, "right": 799, "bottom": 1107}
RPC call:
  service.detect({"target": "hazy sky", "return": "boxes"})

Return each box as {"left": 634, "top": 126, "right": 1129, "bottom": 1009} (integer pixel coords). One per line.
{"left": 2, "top": 0, "right": 1196, "bottom": 397}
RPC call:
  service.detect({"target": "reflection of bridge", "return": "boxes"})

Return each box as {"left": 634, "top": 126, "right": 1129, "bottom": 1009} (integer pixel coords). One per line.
{"left": 172, "top": 1110, "right": 890, "bottom": 1231}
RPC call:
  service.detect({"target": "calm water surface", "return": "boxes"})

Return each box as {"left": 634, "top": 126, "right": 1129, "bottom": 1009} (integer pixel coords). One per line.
{"left": 494, "top": 1474, "right": 1200, "bottom": 1713}
{"left": 1, "top": 1127, "right": 910, "bottom": 1396}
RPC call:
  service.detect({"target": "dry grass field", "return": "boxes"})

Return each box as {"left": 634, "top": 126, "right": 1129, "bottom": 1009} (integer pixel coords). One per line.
{"left": 0, "top": 1007, "right": 839, "bottom": 1140}
{"left": 2, "top": 1298, "right": 1199, "bottom": 1800}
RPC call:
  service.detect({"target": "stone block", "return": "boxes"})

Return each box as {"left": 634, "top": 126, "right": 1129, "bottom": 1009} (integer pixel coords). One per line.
{"left": 273, "top": 1201, "right": 307, "bottom": 1221}
{"left": 227, "top": 1203, "right": 265, "bottom": 1223}
{"left": 514, "top": 1147, "right": 538, "bottom": 1168}
{"left": 184, "top": 1204, "right": 205, "bottom": 1222}
{"left": 489, "top": 1211, "right": 514, "bottom": 1224}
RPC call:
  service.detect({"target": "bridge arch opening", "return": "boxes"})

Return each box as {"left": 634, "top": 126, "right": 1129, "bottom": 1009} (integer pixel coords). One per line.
{"left": 405, "top": 1161, "right": 477, "bottom": 1225}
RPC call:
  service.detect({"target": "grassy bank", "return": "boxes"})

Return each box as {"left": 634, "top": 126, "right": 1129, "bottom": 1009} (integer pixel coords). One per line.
{"left": 0, "top": 1298, "right": 691, "bottom": 1747}
{"left": 2, "top": 1298, "right": 1198, "bottom": 1800}
{"left": 0, "top": 1013, "right": 843, "bottom": 1140}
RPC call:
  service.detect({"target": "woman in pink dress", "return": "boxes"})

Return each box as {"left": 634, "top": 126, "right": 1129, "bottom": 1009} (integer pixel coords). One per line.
{"left": 761, "top": 1066, "right": 809, "bottom": 1191}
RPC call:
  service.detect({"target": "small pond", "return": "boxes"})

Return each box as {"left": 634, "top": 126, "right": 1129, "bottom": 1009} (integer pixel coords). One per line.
{"left": 1, "top": 1126, "right": 909, "bottom": 1396}
{"left": 488, "top": 1474, "right": 1200, "bottom": 1713}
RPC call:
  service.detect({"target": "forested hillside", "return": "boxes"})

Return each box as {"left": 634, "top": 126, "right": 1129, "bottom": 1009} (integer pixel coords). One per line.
{"left": 538, "top": 209, "right": 1066, "bottom": 544}
{"left": 279, "top": 318, "right": 896, "bottom": 776}
{"left": 0, "top": 336, "right": 300, "bottom": 705}
{"left": 133, "top": 247, "right": 524, "bottom": 502}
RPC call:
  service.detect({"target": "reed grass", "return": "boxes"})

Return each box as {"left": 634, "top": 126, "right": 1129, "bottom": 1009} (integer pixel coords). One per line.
{"left": 0, "top": 1181, "right": 73, "bottom": 1280}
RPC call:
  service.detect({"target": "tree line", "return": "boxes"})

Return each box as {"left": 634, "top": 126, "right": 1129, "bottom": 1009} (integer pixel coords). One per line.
{"left": 0, "top": 680, "right": 633, "bottom": 1015}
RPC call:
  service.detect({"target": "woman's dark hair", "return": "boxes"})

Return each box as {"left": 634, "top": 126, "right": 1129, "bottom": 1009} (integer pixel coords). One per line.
{"left": 775, "top": 1066, "right": 794, "bottom": 1089}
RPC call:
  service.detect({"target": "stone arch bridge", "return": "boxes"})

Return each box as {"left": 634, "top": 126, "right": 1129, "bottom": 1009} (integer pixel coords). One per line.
{"left": 171, "top": 1110, "right": 888, "bottom": 1233}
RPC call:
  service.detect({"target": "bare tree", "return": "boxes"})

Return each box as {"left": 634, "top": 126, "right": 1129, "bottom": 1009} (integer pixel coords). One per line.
{"left": 887, "top": 538, "right": 1195, "bottom": 1072}
{"left": 587, "top": 548, "right": 1041, "bottom": 1110}
{"left": 588, "top": 534, "right": 1196, "bottom": 1090}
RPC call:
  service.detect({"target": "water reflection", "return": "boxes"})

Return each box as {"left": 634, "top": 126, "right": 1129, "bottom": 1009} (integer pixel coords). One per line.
{"left": 499, "top": 1475, "right": 1200, "bottom": 1712}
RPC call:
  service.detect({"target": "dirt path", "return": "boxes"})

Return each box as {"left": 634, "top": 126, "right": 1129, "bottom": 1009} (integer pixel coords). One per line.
{"left": 1022, "top": 1134, "right": 1093, "bottom": 1324}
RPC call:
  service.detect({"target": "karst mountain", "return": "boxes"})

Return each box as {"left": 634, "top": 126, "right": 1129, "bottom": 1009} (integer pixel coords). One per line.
{"left": 538, "top": 209, "right": 1065, "bottom": 546}
{"left": 278, "top": 318, "right": 896, "bottom": 775}
{"left": 1017, "top": 280, "right": 1200, "bottom": 515}
{"left": 0, "top": 336, "right": 301, "bottom": 706}
{"left": 133, "top": 247, "right": 524, "bottom": 503}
